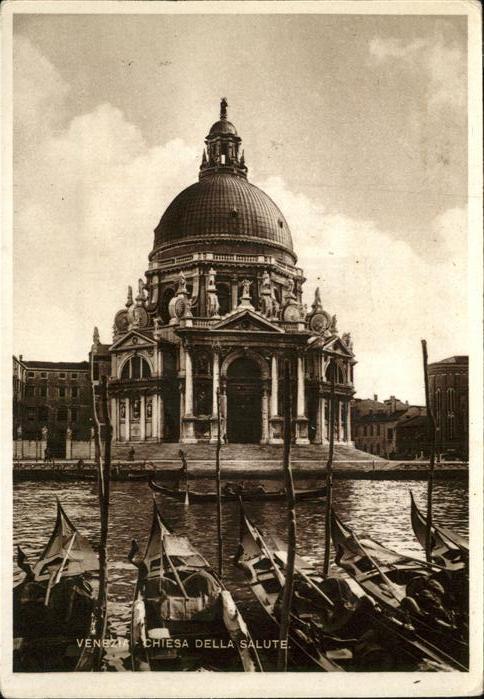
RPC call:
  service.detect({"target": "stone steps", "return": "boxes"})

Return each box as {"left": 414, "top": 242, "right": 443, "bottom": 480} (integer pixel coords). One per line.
{"left": 111, "top": 441, "right": 381, "bottom": 464}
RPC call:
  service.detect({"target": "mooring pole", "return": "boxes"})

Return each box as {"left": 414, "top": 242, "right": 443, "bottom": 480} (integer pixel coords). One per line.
{"left": 277, "top": 359, "right": 297, "bottom": 672}
{"left": 215, "top": 388, "right": 223, "bottom": 579}
{"left": 421, "top": 339, "right": 436, "bottom": 563}
{"left": 323, "top": 364, "right": 336, "bottom": 578}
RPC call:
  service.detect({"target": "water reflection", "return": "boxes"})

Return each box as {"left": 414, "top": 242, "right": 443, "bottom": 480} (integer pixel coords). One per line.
{"left": 13, "top": 479, "right": 468, "bottom": 669}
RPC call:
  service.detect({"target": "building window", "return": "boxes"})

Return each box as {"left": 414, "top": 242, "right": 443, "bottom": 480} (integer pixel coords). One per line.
{"left": 59, "top": 386, "right": 66, "bottom": 398}
{"left": 435, "top": 388, "right": 442, "bottom": 430}
{"left": 448, "top": 414, "right": 455, "bottom": 440}
{"left": 40, "top": 386, "right": 47, "bottom": 398}
{"left": 59, "top": 372, "right": 66, "bottom": 379}
{"left": 71, "top": 408, "right": 78, "bottom": 423}
{"left": 71, "top": 372, "right": 78, "bottom": 379}
{"left": 93, "top": 364, "right": 99, "bottom": 380}
{"left": 27, "top": 371, "right": 34, "bottom": 378}
{"left": 38, "top": 406, "right": 49, "bottom": 422}
{"left": 57, "top": 408, "right": 67, "bottom": 422}
{"left": 71, "top": 386, "right": 79, "bottom": 398}
{"left": 121, "top": 356, "right": 151, "bottom": 380}
{"left": 447, "top": 387, "right": 455, "bottom": 412}
{"left": 364, "top": 426, "right": 368, "bottom": 437}
{"left": 40, "top": 372, "right": 47, "bottom": 378}
{"left": 376, "top": 424, "right": 380, "bottom": 436}
{"left": 25, "top": 385, "right": 35, "bottom": 397}
{"left": 387, "top": 428, "right": 393, "bottom": 440}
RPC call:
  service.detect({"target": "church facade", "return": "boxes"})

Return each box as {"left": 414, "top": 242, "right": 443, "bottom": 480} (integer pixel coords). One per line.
{"left": 94, "top": 100, "right": 356, "bottom": 447}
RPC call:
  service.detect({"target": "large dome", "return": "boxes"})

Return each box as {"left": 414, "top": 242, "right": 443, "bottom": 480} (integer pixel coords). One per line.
{"left": 151, "top": 100, "right": 295, "bottom": 261}
{"left": 152, "top": 173, "right": 294, "bottom": 257}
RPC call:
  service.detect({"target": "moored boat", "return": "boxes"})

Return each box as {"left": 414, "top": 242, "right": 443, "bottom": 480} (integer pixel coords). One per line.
{"left": 149, "top": 479, "right": 327, "bottom": 503}
{"left": 234, "top": 504, "right": 447, "bottom": 672}
{"left": 330, "top": 508, "right": 468, "bottom": 671}
{"left": 128, "top": 499, "right": 262, "bottom": 672}
{"left": 410, "top": 491, "right": 469, "bottom": 571}
{"left": 13, "top": 498, "right": 103, "bottom": 671}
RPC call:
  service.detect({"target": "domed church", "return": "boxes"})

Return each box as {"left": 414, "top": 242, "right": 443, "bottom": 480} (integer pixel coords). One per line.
{"left": 99, "top": 99, "right": 356, "bottom": 448}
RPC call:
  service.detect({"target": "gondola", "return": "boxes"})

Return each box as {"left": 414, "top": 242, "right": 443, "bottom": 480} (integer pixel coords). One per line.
{"left": 410, "top": 492, "right": 469, "bottom": 571}
{"left": 330, "top": 508, "right": 468, "bottom": 671}
{"left": 128, "top": 499, "right": 262, "bottom": 672}
{"left": 234, "top": 504, "right": 451, "bottom": 672}
{"left": 13, "top": 498, "right": 103, "bottom": 671}
{"left": 149, "top": 479, "right": 327, "bottom": 503}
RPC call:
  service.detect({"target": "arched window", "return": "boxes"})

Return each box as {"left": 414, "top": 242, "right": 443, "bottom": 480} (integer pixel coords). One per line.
{"left": 121, "top": 356, "right": 151, "bottom": 380}
{"left": 160, "top": 288, "right": 175, "bottom": 324}
{"left": 216, "top": 283, "right": 231, "bottom": 316}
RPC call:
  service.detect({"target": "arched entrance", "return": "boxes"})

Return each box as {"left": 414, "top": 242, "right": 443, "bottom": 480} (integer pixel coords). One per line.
{"left": 226, "top": 357, "right": 262, "bottom": 443}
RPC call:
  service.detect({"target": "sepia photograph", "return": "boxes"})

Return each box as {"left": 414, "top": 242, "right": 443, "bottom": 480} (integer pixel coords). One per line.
{"left": 1, "top": 1, "right": 482, "bottom": 697}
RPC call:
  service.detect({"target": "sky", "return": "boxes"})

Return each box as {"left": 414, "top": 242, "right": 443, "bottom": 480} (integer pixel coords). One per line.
{"left": 12, "top": 11, "right": 468, "bottom": 404}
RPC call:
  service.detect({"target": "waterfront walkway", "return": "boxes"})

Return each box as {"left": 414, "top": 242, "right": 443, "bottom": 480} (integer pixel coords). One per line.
{"left": 13, "top": 443, "right": 468, "bottom": 481}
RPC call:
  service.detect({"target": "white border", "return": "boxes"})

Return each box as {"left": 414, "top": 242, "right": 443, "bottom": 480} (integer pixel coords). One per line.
{"left": 1, "top": 2, "right": 482, "bottom": 697}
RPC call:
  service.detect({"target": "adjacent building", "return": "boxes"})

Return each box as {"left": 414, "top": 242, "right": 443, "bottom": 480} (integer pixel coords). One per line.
{"left": 12, "top": 357, "right": 92, "bottom": 458}
{"left": 351, "top": 395, "right": 425, "bottom": 459}
{"left": 428, "top": 355, "right": 468, "bottom": 459}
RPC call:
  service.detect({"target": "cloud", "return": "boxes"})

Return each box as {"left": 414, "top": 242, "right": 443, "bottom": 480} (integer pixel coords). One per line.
{"left": 368, "top": 35, "right": 466, "bottom": 110}
{"left": 14, "top": 37, "right": 199, "bottom": 361}
{"left": 259, "top": 176, "right": 467, "bottom": 403}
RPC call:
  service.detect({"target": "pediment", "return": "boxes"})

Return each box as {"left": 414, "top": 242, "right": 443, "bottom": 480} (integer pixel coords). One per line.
{"left": 110, "top": 330, "right": 157, "bottom": 353}
{"left": 307, "top": 334, "right": 354, "bottom": 357}
{"left": 211, "top": 309, "right": 283, "bottom": 333}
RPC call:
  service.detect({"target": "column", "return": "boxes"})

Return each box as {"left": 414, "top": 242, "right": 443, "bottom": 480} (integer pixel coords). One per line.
{"left": 210, "top": 351, "right": 220, "bottom": 444}
{"left": 337, "top": 400, "right": 343, "bottom": 443}
{"left": 212, "top": 352, "right": 220, "bottom": 417}
{"left": 65, "top": 432, "right": 72, "bottom": 459}
{"left": 261, "top": 383, "right": 269, "bottom": 443}
{"left": 152, "top": 395, "right": 158, "bottom": 440}
{"left": 270, "top": 354, "right": 278, "bottom": 417}
{"left": 140, "top": 395, "right": 146, "bottom": 441}
{"left": 111, "top": 398, "right": 118, "bottom": 441}
{"left": 185, "top": 350, "right": 193, "bottom": 416}
{"left": 297, "top": 354, "right": 305, "bottom": 417}
{"left": 126, "top": 397, "right": 131, "bottom": 441}
{"left": 158, "top": 394, "right": 165, "bottom": 440}
{"left": 315, "top": 393, "right": 322, "bottom": 443}
{"left": 321, "top": 396, "right": 327, "bottom": 443}
{"left": 231, "top": 276, "right": 238, "bottom": 310}
{"left": 295, "top": 353, "right": 309, "bottom": 444}
{"left": 345, "top": 401, "right": 353, "bottom": 444}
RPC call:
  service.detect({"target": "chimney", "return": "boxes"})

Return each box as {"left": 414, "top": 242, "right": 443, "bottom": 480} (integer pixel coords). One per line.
{"left": 373, "top": 394, "right": 378, "bottom": 402}
{"left": 391, "top": 395, "right": 397, "bottom": 413}
{"left": 19, "top": 354, "right": 23, "bottom": 362}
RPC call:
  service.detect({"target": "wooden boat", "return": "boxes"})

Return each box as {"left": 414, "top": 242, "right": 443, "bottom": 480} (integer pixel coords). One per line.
{"left": 330, "top": 508, "right": 468, "bottom": 671}
{"left": 13, "top": 498, "right": 103, "bottom": 672}
{"left": 129, "top": 500, "right": 262, "bottom": 672}
{"left": 410, "top": 492, "right": 469, "bottom": 571}
{"left": 234, "top": 505, "right": 452, "bottom": 672}
{"left": 149, "top": 479, "right": 327, "bottom": 503}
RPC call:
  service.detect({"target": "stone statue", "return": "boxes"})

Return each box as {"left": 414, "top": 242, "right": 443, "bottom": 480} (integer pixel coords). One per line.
{"left": 330, "top": 314, "right": 338, "bottom": 334}
{"left": 126, "top": 285, "right": 133, "bottom": 307}
{"left": 285, "top": 277, "right": 295, "bottom": 300}
{"left": 206, "top": 267, "right": 220, "bottom": 317}
{"left": 259, "top": 270, "right": 273, "bottom": 318}
{"left": 242, "top": 279, "right": 252, "bottom": 297}
{"left": 271, "top": 287, "right": 280, "bottom": 318}
{"left": 178, "top": 271, "right": 188, "bottom": 295}
{"left": 342, "top": 332, "right": 354, "bottom": 350}
{"left": 138, "top": 278, "right": 146, "bottom": 301}
{"left": 41, "top": 425, "right": 48, "bottom": 440}
{"left": 312, "top": 287, "right": 323, "bottom": 312}
{"left": 154, "top": 316, "right": 162, "bottom": 333}
{"left": 220, "top": 97, "right": 228, "bottom": 119}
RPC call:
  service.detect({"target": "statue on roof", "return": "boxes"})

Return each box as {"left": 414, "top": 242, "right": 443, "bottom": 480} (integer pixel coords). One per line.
{"left": 220, "top": 97, "right": 228, "bottom": 119}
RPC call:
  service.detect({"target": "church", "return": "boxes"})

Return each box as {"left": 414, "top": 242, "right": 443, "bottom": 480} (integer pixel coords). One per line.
{"left": 93, "top": 100, "right": 356, "bottom": 449}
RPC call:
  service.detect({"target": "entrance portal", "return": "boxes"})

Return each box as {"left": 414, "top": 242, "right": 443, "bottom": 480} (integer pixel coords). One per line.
{"left": 226, "top": 357, "right": 262, "bottom": 444}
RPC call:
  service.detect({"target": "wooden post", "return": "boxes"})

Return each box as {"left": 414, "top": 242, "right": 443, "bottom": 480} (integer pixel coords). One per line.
{"left": 277, "top": 359, "right": 297, "bottom": 672}
{"left": 323, "top": 364, "right": 336, "bottom": 578}
{"left": 215, "top": 388, "right": 223, "bottom": 578}
{"left": 421, "top": 340, "right": 436, "bottom": 563}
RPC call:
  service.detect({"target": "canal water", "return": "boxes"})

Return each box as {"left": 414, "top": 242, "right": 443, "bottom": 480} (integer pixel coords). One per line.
{"left": 13, "top": 478, "right": 468, "bottom": 671}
